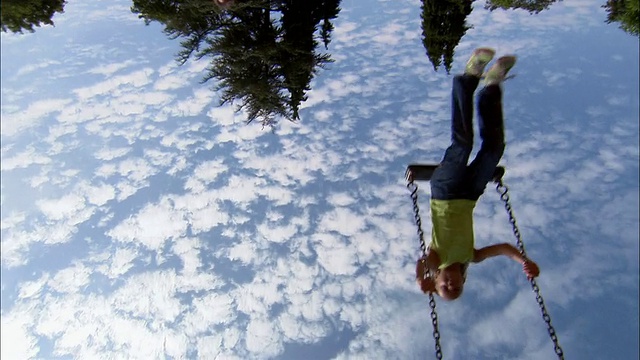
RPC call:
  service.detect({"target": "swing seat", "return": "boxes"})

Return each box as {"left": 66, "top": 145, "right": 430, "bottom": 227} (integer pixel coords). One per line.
{"left": 406, "top": 164, "right": 505, "bottom": 183}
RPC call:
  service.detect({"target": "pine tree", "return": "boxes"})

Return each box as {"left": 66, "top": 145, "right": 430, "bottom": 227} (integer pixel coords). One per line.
{"left": 421, "top": 0, "right": 473, "bottom": 73}
{"left": 484, "top": 0, "right": 559, "bottom": 13}
{"left": 1, "top": 0, "right": 66, "bottom": 34}
{"left": 131, "top": 0, "right": 341, "bottom": 127}
{"left": 603, "top": 0, "right": 640, "bottom": 37}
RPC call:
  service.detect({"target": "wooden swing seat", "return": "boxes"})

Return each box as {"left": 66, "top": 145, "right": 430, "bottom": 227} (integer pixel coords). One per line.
{"left": 406, "top": 164, "right": 505, "bottom": 183}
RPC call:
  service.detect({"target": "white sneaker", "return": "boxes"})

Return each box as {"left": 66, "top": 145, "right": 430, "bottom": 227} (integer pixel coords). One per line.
{"left": 484, "top": 55, "right": 517, "bottom": 86}
{"left": 464, "top": 48, "right": 496, "bottom": 77}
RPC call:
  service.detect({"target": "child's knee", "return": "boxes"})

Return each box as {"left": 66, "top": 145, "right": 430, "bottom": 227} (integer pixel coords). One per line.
{"left": 492, "top": 141, "right": 505, "bottom": 156}
{"left": 482, "top": 139, "right": 505, "bottom": 156}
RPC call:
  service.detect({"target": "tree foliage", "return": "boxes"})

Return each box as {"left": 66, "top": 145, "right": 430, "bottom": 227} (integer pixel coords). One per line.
{"left": 420, "top": 0, "right": 473, "bottom": 73}
{"left": 131, "top": 0, "right": 341, "bottom": 127}
{"left": 603, "top": 0, "right": 640, "bottom": 37}
{"left": 0, "top": 0, "right": 66, "bottom": 34}
{"left": 484, "top": 0, "right": 559, "bottom": 13}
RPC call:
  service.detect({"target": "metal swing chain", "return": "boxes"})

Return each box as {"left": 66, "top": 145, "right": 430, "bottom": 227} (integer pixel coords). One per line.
{"left": 495, "top": 181, "right": 565, "bottom": 360}
{"left": 407, "top": 174, "right": 443, "bottom": 360}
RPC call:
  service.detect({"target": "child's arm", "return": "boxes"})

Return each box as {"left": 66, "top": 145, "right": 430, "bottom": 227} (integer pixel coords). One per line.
{"left": 417, "top": 248, "right": 441, "bottom": 274}
{"left": 473, "top": 243, "right": 540, "bottom": 279}
{"left": 473, "top": 243, "right": 523, "bottom": 263}
{"left": 415, "top": 249, "right": 441, "bottom": 293}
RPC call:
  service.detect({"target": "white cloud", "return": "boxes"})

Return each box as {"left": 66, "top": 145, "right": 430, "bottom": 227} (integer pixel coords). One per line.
{"left": 94, "top": 147, "right": 131, "bottom": 161}
{"left": 195, "top": 334, "right": 224, "bottom": 358}
{"left": 0, "top": 98, "right": 72, "bottom": 137}
{"left": 48, "top": 263, "right": 92, "bottom": 293}
{"left": 171, "top": 237, "right": 203, "bottom": 274}
{"left": 245, "top": 317, "right": 283, "bottom": 357}
{"left": 87, "top": 60, "right": 137, "bottom": 76}
{"left": 277, "top": 310, "right": 329, "bottom": 344}
{"left": 144, "top": 149, "right": 176, "bottom": 168}
{"left": 171, "top": 191, "right": 230, "bottom": 234}
{"left": 165, "top": 87, "right": 214, "bottom": 117}
{"left": 102, "top": 247, "right": 138, "bottom": 279}
{"left": 1, "top": 147, "right": 52, "bottom": 171}
{"left": 0, "top": 211, "right": 26, "bottom": 230}
{"left": 1, "top": 309, "right": 39, "bottom": 359}
{"left": 16, "top": 60, "right": 61, "bottom": 76}
{"left": 333, "top": 21, "right": 359, "bottom": 43}
{"left": 18, "top": 275, "right": 49, "bottom": 300}
{"left": 117, "top": 157, "right": 156, "bottom": 182}
{"left": 215, "top": 119, "right": 268, "bottom": 143}
{"left": 82, "top": 182, "right": 116, "bottom": 206}
{"left": 37, "top": 193, "right": 87, "bottom": 221}
{"left": 226, "top": 241, "right": 260, "bottom": 264}
{"left": 107, "top": 198, "right": 187, "bottom": 251}
{"left": 256, "top": 221, "right": 298, "bottom": 244}
{"left": 327, "top": 192, "right": 357, "bottom": 207}
{"left": 1, "top": 200, "right": 95, "bottom": 267}
{"left": 312, "top": 233, "right": 358, "bottom": 276}
{"left": 182, "top": 292, "right": 236, "bottom": 335}
{"left": 73, "top": 68, "right": 155, "bottom": 100}
{"left": 184, "top": 159, "right": 228, "bottom": 193}
{"left": 95, "top": 163, "right": 118, "bottom": 178}
{"left": 154, "top": 73, "right": 190, "bottom": 91}
{"left": 111, "top": 270, "right": 183, "bottom": 324}
{"left": 318, "top": 207, "right": 367, "bottom": 237}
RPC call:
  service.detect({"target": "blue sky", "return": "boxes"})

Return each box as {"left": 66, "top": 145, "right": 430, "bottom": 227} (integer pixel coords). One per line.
{"left": 1, "top": 0, "right": 638, "bottom": 359}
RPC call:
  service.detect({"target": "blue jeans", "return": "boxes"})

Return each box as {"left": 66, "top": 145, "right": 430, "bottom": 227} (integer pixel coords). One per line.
{"left": 431, "top": 75, "right": 505, "bottom": 201}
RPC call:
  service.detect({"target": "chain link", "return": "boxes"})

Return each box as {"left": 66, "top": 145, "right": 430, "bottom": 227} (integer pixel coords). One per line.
{"left": 496, "top": 181, "right": 565, "bottom": 359}
{"left": 407, "top": 175, "right": 443, "bottom": 360}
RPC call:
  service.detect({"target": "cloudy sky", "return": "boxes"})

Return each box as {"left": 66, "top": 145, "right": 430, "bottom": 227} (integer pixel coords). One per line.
{"left": 1, "top": 0, "right": 638, "bottom": 359}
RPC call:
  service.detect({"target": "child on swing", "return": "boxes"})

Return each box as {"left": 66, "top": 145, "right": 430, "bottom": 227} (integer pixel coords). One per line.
{"left": 415, "top": 48, "right": 540, "bottom": 301}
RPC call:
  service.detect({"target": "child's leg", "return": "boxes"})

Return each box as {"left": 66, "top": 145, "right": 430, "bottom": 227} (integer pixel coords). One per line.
{"left": 430, "top": 74, "right": 478, "bottom": 200}
{"left": 466, "top": 84, "right": 505, "bottom": 200}
{"left": 450, "top": 74, "right": 479, "bottom": 149}
{"left": 466, "top": 56, "right": 516, "bottom": 200}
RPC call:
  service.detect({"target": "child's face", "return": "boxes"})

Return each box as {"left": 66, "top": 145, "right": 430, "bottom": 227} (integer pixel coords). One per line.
{"left": 435, "top": 265, "right": 464, "bottom": 300}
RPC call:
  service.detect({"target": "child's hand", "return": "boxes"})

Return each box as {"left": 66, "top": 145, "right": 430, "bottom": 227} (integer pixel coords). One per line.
{"left": 416, "top": 276, "right": 436, "bottom": 294}
{"left": 415, "top": 256, "right": 428, "bottom": 279}
{"left": 415, "top": 256, "right": 437, "bottom": 294}
{"left": 522, "top": 260, "right": 540, "bottom": 280}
